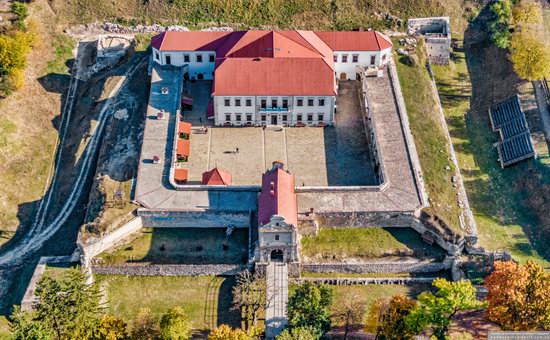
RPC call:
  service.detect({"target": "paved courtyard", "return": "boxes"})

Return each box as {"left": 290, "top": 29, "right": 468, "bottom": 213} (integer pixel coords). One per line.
{"left": 179, "top": 81, "right": 377, "bottom": 186}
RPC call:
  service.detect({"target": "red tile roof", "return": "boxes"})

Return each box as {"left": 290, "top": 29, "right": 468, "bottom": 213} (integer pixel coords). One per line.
{"left": 212, "top": 57, "right": 336, "bottom": 96}
{"left": 314, "top": 31, "right": 393, "bottom": 51}
{"left": 176, "top": 139, "right": 190, "bottom": 157}
{"left": 202, "top": 168, "right": 232, "bottom": 185}
{"left": 258, "top": 163, "right": 298, "bottom": 227}
{"left": 178, "top": 121, "right": 192, "bottom": 135}
{"left": 151, "top": 31, "right": 231, "bottom": 51}
{"left": 174, "top": 168, "right": 188, "bottom": 183}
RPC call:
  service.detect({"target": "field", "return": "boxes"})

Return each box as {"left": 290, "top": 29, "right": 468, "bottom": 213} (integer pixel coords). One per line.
{"left": 300, "top": 227, "right": 445, "bottom": 262}
{"left": 97, "top": 275, "right": 240, "bottom": 332}
{"left": 97, "top": 228, "right": 249, "bottom": 265}
{"left": 393, "top": 40, "right": 463, "bottom": 233}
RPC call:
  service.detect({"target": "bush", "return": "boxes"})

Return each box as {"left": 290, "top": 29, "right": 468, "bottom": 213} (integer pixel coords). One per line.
{"left": 159, "top": 307, "right": 192, "bottom": 340}
{"left": 130, "top": 308, "right": 161, "bottom": 340}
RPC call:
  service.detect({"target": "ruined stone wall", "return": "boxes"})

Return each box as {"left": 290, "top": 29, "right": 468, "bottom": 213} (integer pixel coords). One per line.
{"left": 138, "top": 209, "right": 251, "bottom": 228}
{"left": 92, "top": 264, "right": 247, "bottom": 276}
{"left": 303, "top": 257, "right": 452, "bottom": 274}
{"left": 314, "top": 211, "right": 415, "bottom": 228}
{"left": 296, "top": 277, "right": 435, "bottom": 285}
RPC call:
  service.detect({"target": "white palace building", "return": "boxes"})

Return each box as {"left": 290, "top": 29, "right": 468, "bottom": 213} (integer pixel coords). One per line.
{"left": 151, "top": 30, "right": 393, "bottom": 126}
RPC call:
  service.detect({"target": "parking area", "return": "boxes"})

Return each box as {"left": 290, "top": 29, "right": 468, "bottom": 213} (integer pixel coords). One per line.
{"left": 178, "top": 80, "right": 377, "bottom": 186}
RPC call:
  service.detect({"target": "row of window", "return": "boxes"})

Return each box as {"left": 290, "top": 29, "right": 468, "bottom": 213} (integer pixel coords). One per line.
{"left": 333, "top": 53, "right": 378, "bottom": 65}
{"left": 224, "top": 113, "right": 325, "bottom": 123}
{"left": 223, "top": 98, "right": 326, "bottom": 108}
{"left": 154, "top": 51, "right": 216, "bottom": 64}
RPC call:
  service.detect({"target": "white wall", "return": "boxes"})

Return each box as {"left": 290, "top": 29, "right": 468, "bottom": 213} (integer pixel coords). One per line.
{"left": 213, "top": 95, "right": 335, "bottom": 126}
{"left": 333, "top": 48, "right": 392, "bottom": 80}
{"left": 153, "top": 48, "right": 216, "bottom": 80}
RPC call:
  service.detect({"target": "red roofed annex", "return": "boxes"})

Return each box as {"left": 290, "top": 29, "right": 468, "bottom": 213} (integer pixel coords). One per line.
{"left": 151, "top": 29, "right": 392, "bottom": 127}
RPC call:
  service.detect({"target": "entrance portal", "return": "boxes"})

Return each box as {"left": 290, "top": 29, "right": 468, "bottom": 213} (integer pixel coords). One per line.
{"left": 340, "top": 72, "right": 347, "bottom": 80}
{"left": 270, "top": 249, "right": 284, "bottom": 262}
{"left": 197, "top": 73, "right": 204, "bottom": 80}
{"left": 271, "top": 115, "right": 278, "bottom": 125}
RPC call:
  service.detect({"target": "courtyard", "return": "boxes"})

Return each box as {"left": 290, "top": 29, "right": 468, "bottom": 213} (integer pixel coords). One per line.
{"left": 179, "top": 80, "right": 377, "bottom": 186}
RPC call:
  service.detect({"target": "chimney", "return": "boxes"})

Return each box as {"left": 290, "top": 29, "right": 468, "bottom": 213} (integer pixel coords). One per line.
{"left": 271, "top": 160, "right": 284, "bottom": 170}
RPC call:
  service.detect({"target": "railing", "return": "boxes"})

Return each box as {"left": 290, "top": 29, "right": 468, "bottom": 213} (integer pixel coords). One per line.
{"left": 258, "top": 107, "right": 290, "bottom": 113}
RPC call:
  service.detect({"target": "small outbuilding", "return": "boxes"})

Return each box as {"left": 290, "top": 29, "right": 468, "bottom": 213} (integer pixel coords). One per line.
{"left": 178, "top": 121, "right": 192, "bottom": 139}
{"left": 176, "top": 139, "right": 190, "bottom": 161}
{"left": 201, "top": 168, "right": 232, "bottom": 185}
{"left": 174, "top": 168, "right": 189, "bottom": 184}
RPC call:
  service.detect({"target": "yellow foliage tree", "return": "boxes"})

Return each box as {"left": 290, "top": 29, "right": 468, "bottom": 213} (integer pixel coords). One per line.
{"left": 208, "top": 324, "right": 255, "bottom": 340}
{"left": 8, "top": 68, "right": 24, "bottom": 90}
{"left": 484, "top": 261, "right": 550, "bottom": 330}
{"left": 510, "top": 31, "right": 550, "bottom": 81}
{"left": 512, "top": 0, "right": 542, "bottom": 26}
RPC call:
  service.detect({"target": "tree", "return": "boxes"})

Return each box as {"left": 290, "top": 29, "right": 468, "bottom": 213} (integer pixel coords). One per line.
{"left": 232, "top": 270, "right": 268, "bottom": 329}
{"left": 363, "top": 298, "right": 384, "bottom": 335}
{"left": 159, "top": 307, "right": 192, "bottom": 340}
{"left": 406, "top": 279, "right": 483, "bottom": 339}
{"left": 489, "top": 0, "right": 513, "bottom": 49}
{"left": 510, "top": 30, "right": 550, "bottom": 81}
{"left": 287, "top": 282, "right": 333, "bottom": 339}
{"left": 276, "top": 326, "right": 316, "bottom": 340}
{"left": 9, "top": 306, "right": 52, "bottom": 340}
{"left": 377, "top": 295, "right": 417, "bottom": 340}
{"left": 484, "top": 261, "right": 550, "bottom": 330}
{"left": 208, "top": 324, "right": 254, "bottom": 340}
{"left": 94, "top": 315, "right": 128, "bottom": 340}
{"left": 10, "top": 1, "right": 28, "bottom": 29}
{"left": 131, "top": 308, "right": 161, "bottom": 340}
{"left": 331, "top": 294, "right": 366, "bottom": 340}
{"left": 512, "top": 0, "right": 542, "bottom": 26}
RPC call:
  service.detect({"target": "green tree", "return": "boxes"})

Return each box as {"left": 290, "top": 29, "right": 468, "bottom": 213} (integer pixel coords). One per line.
{"left": 406, "top": 279, "right": 484, "bottom": 339}
{"left": 287, "top": 282, "right": 332, "bottom": 339}
{"left": 489, "top": 0, "right": 513, "bottom": 49}
{"left": 276, "top": 326, "right": 316, "bottom": 340}
{"left": 10, "top": 2, "right": 28, "bottom": 29}
{"left": 130, "top": 308, "right": 160, "bottom": 340}
{"left": 377, "top": 295, "right": 417, "bottom": 340}
{"left": 94, "top": 315, "right": 128, "bottom": 340}
{"left": 510, "top": 31, "right": 550, "bottom": 81}
{"left": 159, "top": 307, "right": 192, "bottom": 340}
{"left": 9, "top": 306, "right": 52, "bottom": 340}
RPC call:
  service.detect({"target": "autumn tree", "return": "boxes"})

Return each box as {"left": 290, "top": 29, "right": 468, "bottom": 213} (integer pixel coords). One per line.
{"left": 406, "top": 279, "right": 484, "bottom": 339}
{"left": 484, "top": 261, "right": 550, "bottom": 330}
{"left": 377, "top": 295, "right": 417, "bottom": 340}
{"left": 130, "top": 308, "right": 161, "bottom": 340}
{"left": 512, "top": 0, "right": 542, "bottom": 26}
{"left": 287, "top": 282, "right": 333, "bottom": 338}
{"left": 363, "top": 298, "right": 384, "bottom": 335}
{"left": 208, "top": 324, "right": 255, "bottom": 340}
{"left": 93, "top": 315, "right": 129, "bottom": 340}
{"left": 159, "top": 307, "right": 192, "bottom": 340}
{"left": 331, "top": 294, "right": 366, "bottom": 340}
{"left": 232, "top": 270, "right": 269, "bottom": 329}
{"left": 510, "top": 29, "right": 550, "bottom": 81}
{"left": 276, "top": 326, "right": 317, "bottom": 340}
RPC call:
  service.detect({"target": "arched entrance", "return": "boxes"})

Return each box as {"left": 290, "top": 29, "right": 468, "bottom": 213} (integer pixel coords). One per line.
{"left": 340, "top": 72, "right": 347, "bottom": 80}
{"left": 270, "top": 249, "right": 284, "bottom": 262}
{"left": 197, "top": 73, "right": 204, "bottom": 80}
{"left": 183, "top": 72, "right": 189, "bottom": 80}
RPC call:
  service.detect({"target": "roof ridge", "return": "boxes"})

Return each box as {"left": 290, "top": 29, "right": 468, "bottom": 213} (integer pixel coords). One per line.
{"left": 277, "top": 30, "right": 322, "bottom": 56}
{"left": 374, "top": 31, "right": 381, "bottom": 51}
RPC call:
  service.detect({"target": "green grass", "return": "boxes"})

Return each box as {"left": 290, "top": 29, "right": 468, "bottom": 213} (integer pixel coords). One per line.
{"left": 432, "top": 47, "right": 550, "bottom": 267}
{"left": 97, "top": 228, "right": 249, "bottom": 265}
{"left": 300, "top": 227, "right": 445, "bottom": 261}
{"left": 97, "top": 275, "right": 239, "bottom": 331}
{"left": 0, "top": 316, "right": 10, "bottom": 339}
{"left": 393, "top": 39, "right": 463, "bottom": 234}
{"left": 45, "top": 34, "right": 75, "bottom": 74}
{"left": 42, "top": 263, "right": 77, "bottom": 281}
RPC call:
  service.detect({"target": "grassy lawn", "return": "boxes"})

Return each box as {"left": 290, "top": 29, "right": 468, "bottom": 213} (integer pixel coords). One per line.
{"left": 0, "top": 316, "right": 10, "bottom": 338}
{"left": 97, "top": 275, "right": 239, "bottom": 331}
{"left": 432, "top": 45, "right": 550, "bottom": 266}
{"left": 42, "top": 263, "right": 77, "bottom": 281}
{"left": 45, "top": 33, "right": 76, "bottom": 75}
{"left": 393, "top": 39, "right": 463, "bottom": 234}
{"left": 300, "top": 227, "right": 445, "bottom": 262}
{"left": 97, "top": 228, "right": 249, "bottom": 265}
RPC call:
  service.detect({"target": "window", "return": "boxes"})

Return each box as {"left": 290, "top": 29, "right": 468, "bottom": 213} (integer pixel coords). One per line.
{"left": 184, "top": 54, "right": 190, "bottom": 62}
{"left": 341, "top": 54, "right": 348, "bottom": 62}
{"left": 236, "top": 114, "right": 242, "bottom": 122}
{"left": 235, "top": 99, "right": 241, "bottom": 106}
{"left": 307, "top": 114, "right": 313, "bottom": 122}
{"left": 297, "top": 114, "right": 302, "bottom": 122}
{"left": 370, "top": 55, "right": 376, "bottom": 65}
{"left": 209, "top": 54, "right": 215, "bottom": 62}
{"left": 382, "top": 54, "right": 387, "bottom": 62}
{"left": 282, "top": 115, "right": 288, "bottom": 123}
{"left": 282, "top": 99, "right": 288, "bottom": 108}
{"left": 318, "top": 98, "right": 325, "bottom": 106}
{"left": 246, "top": 114, "right": 252, "bottom": 122}
{"left": 261, "top": 99, "right": 267, "bottom": 109}
{"left": 225, "top": 114, "right": 231, "bottom": 122}
{"left": 297, "top": 98, "right": 303, "bottom": 106}
{"left": 333, "top": 54, "right": 338, "bottom": 62}
{"left": 318, "top": 113, "right": 324, "bottom": 121}
{"left": 261, "top": 115, "right": 266, "bottom": 122}
{"left": 165, "top": 55, "right": 172, "bottom": 65}
{"left": 224, "top": 99, "right": 230, "bottom": 107}
{"left": 246, "top": 99, "right": 252, "bottom": 106}
{"left": 275, "top": 235, "right": 280, "bottom": 241}
{"left": 155, "top": 52, "right": 160, "bottom": 60}
{"left": 196, "top": 54, "right": 203, "bottom": 62}
{"left": 307, "top": 98, "right": 314, "bottom": 106}
{"left": 352, "top": 54, "right": 359, "bottom": 62}
{"left": 271, "top": 99, "right": 277, "bottom": 108}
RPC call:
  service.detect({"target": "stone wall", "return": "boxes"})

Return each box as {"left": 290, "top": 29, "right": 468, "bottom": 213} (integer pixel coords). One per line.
{"left": 296, "top": 277, "right": 436, "bottom": 285}
{"left": 93, "top": 264, "right": 247, "bottom": 276}
{"left": 314, "top": 211, "right": 415, "bottom": 228}
{"left": 138, "top": 209, "right": 251, "bottom": 228}
{"left": 303, "top": 257, "right": 452, "bottom": 274}
{"left": 411, "top": 219, "right": 464, "bottom": 255}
